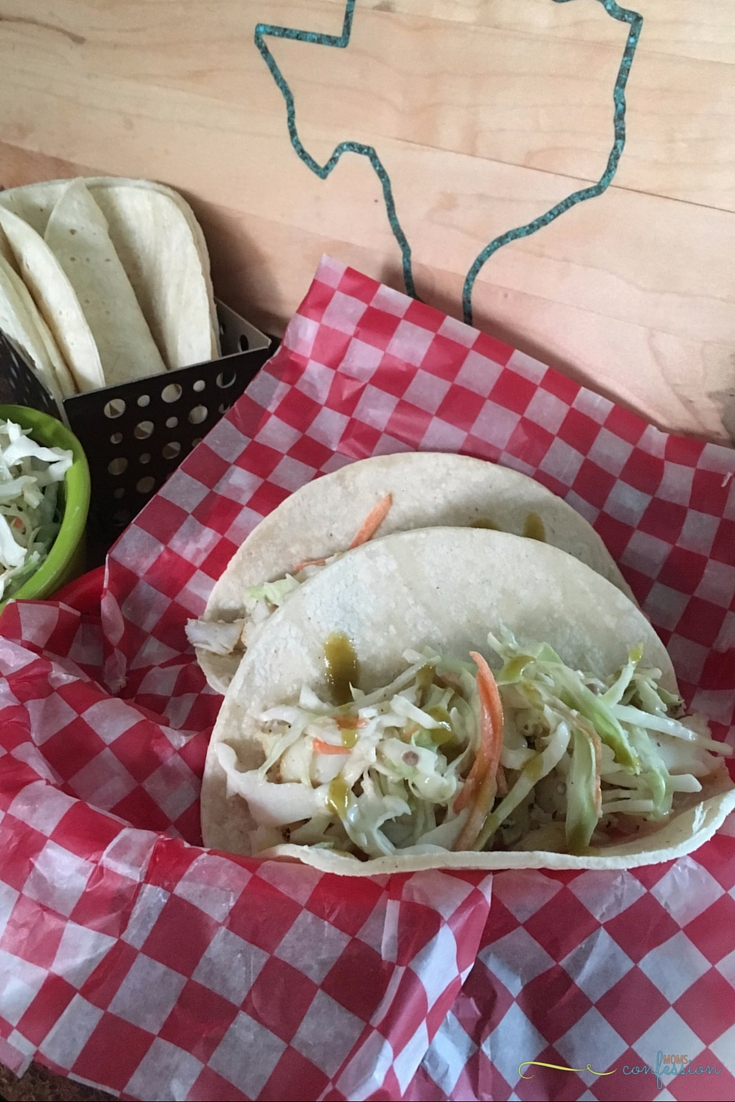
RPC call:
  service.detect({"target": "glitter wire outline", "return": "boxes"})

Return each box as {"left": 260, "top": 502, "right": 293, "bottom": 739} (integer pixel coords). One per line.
{"left": 254, "top": 0, "right": 642, "bottom": 326}
{"left": 254, "top": 0, "right": 416, "bottom": 297}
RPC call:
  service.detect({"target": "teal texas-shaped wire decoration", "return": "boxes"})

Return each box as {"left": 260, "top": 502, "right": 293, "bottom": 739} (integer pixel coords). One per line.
{"left": 255, "top": 0, "right": 643, "bottom": 327}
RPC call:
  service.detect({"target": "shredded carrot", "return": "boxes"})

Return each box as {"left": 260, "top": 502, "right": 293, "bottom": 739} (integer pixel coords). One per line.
{"left": 292, "top": 494, "right": 392, "bottom": 574}
{"left": 454, "top": 655, "right": 504, "bottom": 812}
{"left": 348, "top": 493, "right": 393, "bottom": 549}
{"left": 292, "top": 556, "right": 327, "bottom": 573}
{"left": 334, "top": 716, "right": 368, "bottom": 730}
{"left": 311, "top": 737, "right": 350, "bottom": 756}
{"left": 495, "top": 762, "right": 508, "bottom": 798}
{"left": 454, "top": 764, "right": 479, "bottom": 813}
{"left": 454, "top": 768, "right": 498, "bottom": 852}
{"left": 472, "top": 651, "right": 504, "bottom": 755}
{"left": 453, "top": 652, "right": 505, "bottom": 846}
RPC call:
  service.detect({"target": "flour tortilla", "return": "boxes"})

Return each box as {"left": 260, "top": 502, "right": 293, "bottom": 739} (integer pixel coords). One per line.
{"left": 0, "top": 177, "right": 219, "bottom": 368}
{"left": 90, "top": 184, "right": 219, "bottom": 368}
{"left": 0, "top": 252, "right": 76, "bottom": 401}
{"left": 0, "top": 206, "right": 105, "bottom": 392}
{"left": 45, "top": 180, "right": 167, "bottom": 386}
{"left": 0, "top": 228, "right": 17, "bottom": 271}
{"left": 197, "top": 451, "right": 637, "bottom": 694}
{"left": 202, "top": 527, "right": 735, "bottom": 873}
{"left": 0, "top": 218, "right": 78, "bottom": 396}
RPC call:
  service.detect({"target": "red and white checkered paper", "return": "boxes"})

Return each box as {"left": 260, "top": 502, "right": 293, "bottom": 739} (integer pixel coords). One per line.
{"left": 1, "top": 255, "right": 734, "bottom": 1101}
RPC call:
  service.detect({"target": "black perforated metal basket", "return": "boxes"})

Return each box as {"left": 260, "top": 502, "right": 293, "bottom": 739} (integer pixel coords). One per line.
{"left": 0, "top": 302, "right": 272, "bottom": 543}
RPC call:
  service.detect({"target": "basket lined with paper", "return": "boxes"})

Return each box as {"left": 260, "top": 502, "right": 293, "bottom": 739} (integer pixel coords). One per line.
{"left": 0, "top": 256, "right": 733, "bottom": 1100}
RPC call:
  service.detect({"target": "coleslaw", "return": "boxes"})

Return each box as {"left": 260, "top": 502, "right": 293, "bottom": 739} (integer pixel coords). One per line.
{"left": 0, "top": 418, "right": 73, "bottom": 601}
{"left": 218, "top": 631, "right": 733, "bottom": 859}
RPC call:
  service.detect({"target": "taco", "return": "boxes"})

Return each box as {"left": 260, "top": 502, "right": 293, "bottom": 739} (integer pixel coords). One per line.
{"left": 201, "top": 527, "right": 735, "bottom": 874}
{"left": 188, "top": 451, "right": 637, "bottom": 695}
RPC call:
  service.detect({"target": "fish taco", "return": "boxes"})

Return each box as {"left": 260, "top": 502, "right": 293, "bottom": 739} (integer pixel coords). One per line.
{"left": 188, "top": 452, "right": 636, "bottom": 694}
{"left": 201, "top": 527, "right": 735, "bottom": 874}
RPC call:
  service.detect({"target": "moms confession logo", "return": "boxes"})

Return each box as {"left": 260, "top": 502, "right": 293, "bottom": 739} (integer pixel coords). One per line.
{"left": 623, "top": 1051, "right": 723, "bottom": 1091}
{"left": 520, "top": 1050, "right": 724, "bottom": 1091}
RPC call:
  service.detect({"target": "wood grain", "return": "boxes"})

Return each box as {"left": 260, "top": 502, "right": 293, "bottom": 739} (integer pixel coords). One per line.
{"left": 0, "top": 0, "right": 733, "bottom": 442}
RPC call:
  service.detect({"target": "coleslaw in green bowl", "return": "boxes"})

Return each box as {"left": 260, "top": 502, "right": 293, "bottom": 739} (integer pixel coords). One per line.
{"left": 0, "top": 405, "right": 90, "bottom": 611}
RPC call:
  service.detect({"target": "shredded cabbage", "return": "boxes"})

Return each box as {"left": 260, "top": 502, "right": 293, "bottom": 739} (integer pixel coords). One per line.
{"left": 187, "top": 559, "right": 337, "bottom": 656}
{"left": 222, "top": 630, "right": 733, "bottom": 860}
{"left": 0, "top": 419, "right": 72, "bottom": 601}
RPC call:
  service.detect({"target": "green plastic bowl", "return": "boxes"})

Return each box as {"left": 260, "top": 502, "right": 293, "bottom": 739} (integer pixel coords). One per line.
{"left": 0, "top": 405, "right": 91, "bottom": 611}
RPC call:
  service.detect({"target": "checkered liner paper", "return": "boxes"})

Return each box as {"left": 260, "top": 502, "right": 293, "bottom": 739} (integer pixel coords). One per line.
{"left": 0, "top": 256, "right": 734, "bottom": 1102}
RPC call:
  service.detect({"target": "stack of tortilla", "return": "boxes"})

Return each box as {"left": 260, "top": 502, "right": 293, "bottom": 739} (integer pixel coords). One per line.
{"left": 188, "top": 452, "right": 735, "bottom": 875}
{"left": 0, "top": 177, "right": 220, "bottom": 404}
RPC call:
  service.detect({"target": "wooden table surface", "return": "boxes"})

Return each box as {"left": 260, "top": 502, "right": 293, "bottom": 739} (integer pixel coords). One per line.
{"left": 0, "top": 1, "right": 733, "bottom": 443}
